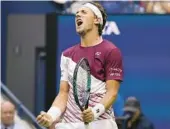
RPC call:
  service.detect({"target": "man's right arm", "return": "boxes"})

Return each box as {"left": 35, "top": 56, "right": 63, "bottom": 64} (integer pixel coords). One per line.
{"left": 53, "top": 53, "right": 70, "bottom": 113}
{"left": 36, "top": 81, "right": 69, "bottom": 127}
{"left": 47, "top": 53, "right": 69, "bottom": 121}
{"left": 50, "top": 81, "right": 69, "bottom": 114}
{"left": 37, "top": 53, "right": 69, "bottom": 127}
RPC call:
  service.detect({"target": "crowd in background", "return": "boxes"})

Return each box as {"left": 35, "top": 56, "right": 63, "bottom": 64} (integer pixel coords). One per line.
{"left": 53, "top": 0, "right": 170, "bottom": 14}
{"left": 1, "top": 1, "right": 169, "bottom": 129}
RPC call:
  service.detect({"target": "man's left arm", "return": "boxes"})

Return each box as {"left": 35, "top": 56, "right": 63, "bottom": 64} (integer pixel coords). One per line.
{"left": 83, "top": 81, "right": 121, "bottom": 123}
{"left": 83, "top": 48, "right": 123, "bottom": 122}
{"left": 93, "top": 48, "right": 123, "bottom": 117}
{"left": 100, "top": 80, "right": 120, "bottom": 110}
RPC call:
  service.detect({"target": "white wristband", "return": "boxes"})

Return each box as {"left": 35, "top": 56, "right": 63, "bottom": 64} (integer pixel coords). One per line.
{"left": 92, "top": 103, "right": 105, "bottom": 120}
{"left": 47, "top": 107, "right": 62, "bottom": 122}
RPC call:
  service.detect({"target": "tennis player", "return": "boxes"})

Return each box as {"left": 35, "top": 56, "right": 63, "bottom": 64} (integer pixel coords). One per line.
{"left": 37, "top": 2, "right": 123, "bottom": 129}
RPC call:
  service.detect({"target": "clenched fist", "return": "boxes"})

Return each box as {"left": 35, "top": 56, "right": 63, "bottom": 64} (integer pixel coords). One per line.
{"left": 36, "top": 111, "right": 54, "bottom": 127}
{"left": 82, "top": 107, "right": 94, "bottom": 123}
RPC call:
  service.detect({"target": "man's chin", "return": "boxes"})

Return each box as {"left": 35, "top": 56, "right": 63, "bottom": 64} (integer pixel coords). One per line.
{"left": 77, "top": 30, "right": 85, "bottom": 36}
{"left": 4, "top": 122, "right": 13, "bottom": 126}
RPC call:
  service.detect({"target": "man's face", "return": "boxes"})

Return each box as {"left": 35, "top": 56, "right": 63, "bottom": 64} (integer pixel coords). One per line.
{"left": 1, "top": 103, "right": 15, "bottom": 126}
{"left": 125, "top": 109, "right": 140, "bottom": 123}
{"left": 75, "top": 6, "right": 96, "bottom": 35}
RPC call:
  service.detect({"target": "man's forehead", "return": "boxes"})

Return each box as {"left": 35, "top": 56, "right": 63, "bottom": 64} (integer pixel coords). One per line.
{"left": 1, "top": 102, "right": 15, "bottom": 109}
{"left": 76, "top": 6, "right": 93, "bottom": 14}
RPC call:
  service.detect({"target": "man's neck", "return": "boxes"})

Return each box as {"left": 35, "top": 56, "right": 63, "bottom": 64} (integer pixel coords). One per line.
{"left": 80, "top": 31, "right": 103, "bottom": 47}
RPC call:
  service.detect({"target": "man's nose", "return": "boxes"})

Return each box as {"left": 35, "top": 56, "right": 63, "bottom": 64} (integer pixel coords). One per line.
{"left": 6, "top": 114, "right": 11, "bottom": 117}
{"left": 76, "top": 14, "right": 81, "bottom": 19}
{"left": 76, "top": 12, "right": 82, "bottom": 18}
{"left": 6, "top": 113, "right": 12, "bottom": 117}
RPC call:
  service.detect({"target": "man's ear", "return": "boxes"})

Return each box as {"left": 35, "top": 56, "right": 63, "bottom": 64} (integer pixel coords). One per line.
{"left": 94, "top": 17, "right": 101, "bottom": 25}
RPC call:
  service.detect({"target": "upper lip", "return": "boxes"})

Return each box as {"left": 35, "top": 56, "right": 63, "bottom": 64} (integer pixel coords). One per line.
{"left": 76, "top": 18, "right": 82, "bottom": 23}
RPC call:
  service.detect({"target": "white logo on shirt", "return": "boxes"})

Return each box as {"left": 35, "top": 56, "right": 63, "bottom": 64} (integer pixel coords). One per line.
{"left": 95, "top": 52, "right": 101, "bottom": 56}
{"left": 110, "top": 68, "right": 122, "bottom": 72}
{"left": 109, "top": 68, "right": 122, "bottom": 77}
{"left": 110, "top": 73, "right": 121, "bottom": 77}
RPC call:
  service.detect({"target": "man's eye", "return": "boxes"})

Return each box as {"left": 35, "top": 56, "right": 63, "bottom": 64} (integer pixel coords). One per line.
{"left": 82, "top": 10, "right": 87, "bottom": 14}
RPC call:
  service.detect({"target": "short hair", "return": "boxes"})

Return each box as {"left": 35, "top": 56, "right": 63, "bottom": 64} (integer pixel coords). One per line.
{"left": 89, "top": 2, "right": 107, "bottom": 36}
{"left": 1, "top": 100, "right": 16, "bottom": 110}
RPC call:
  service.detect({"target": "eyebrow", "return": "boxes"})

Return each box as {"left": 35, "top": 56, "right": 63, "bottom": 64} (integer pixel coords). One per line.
{"left": 76, "top": 9, "right": 87, "bottom": 15}
{"left": 76, "top": 11, "right": 79, "bottom": 15}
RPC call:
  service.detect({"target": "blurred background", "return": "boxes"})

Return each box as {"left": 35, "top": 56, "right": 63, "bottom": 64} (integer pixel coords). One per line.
{"left": 1, "top": 1, "right": 170, "bottom": 129}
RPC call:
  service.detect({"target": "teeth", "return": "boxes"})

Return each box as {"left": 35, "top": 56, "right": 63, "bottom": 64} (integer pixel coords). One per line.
{"left": 77, "top": 18, "right": 82, "bottom": 22}
{"left": 77, "top": 20, "right": 82, "bottom": 23}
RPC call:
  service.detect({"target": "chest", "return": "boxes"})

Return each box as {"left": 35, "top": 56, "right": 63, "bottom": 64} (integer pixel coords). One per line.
{"left": 67, "top": 48, "right": 106, "bottom": 81}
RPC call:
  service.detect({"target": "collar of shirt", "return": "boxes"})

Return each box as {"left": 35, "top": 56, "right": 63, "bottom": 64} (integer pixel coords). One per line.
{"left": 1, "top": 123, "right": 14, "bottom": 129}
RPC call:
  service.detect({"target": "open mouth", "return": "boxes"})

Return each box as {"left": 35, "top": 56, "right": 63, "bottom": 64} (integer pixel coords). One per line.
{"left": 77, "top": 19, "right": 83, "bottom": 26}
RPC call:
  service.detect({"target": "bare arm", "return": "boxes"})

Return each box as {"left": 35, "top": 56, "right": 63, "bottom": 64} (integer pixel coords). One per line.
{"left": 50, "top": 53, "right": 70, "bottom": 113}
{"left": 82, "top": 81, "right": 120, "bottom": 123}
{"left": 100, "top": 80, "right": 120, "bottom": 110}
{"left": 37, "top": 53, "right": 69, "bottom": 127}
{"left": 100, "top": 48, "right": 123, "bottom": 110}
{"left": 83, "top": 48, "right": 123, "bottom": 122}
{"left": 51, "top": 81, "right": 69, "bottom": 113}
{"left": 36, "top": 81, "right": 69, "bottom": 127}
